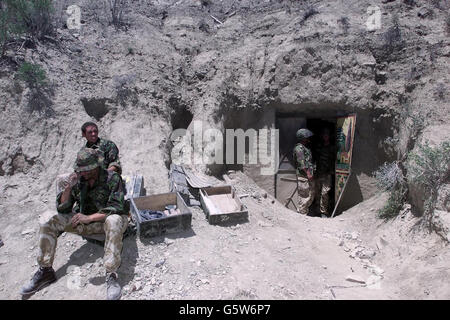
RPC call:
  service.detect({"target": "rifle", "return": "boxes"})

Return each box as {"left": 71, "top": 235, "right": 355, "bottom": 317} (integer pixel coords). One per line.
{"left": 79, "top": 177, "right": 88, "bottom": 214}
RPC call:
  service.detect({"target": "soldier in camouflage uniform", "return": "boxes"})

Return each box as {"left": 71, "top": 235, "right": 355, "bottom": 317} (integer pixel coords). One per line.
{"left": 313, "top": 127, "right": 335, "bottom": 217}
{"left": 81, "top": 121, "right": 122, "bottom": 174}
{"left": 293, "top": 128, "right": 316, "bottom": 215}
{"left": 56, "top": 122, "right": 122, "bottom": 194}
{"left": 21, "top": 148, "right": 128, "bottom": 300}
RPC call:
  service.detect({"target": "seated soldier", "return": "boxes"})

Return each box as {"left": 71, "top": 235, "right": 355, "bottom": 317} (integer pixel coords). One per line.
{"left": 81, "top": 121, "right": 122, "bottom": 174}
{"left": 21, "top": 148, "right": 128, "bottom": 300}
{"left": 56, "top": 121, "right": 122, "bottom": 194}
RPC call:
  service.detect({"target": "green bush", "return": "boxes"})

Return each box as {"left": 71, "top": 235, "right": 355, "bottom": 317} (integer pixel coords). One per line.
{"left": 22, "top": 0, "right": 54, "bottom": 40}
{"left": 392, "top": 103, "right": 432, "bottom": 148}
{"left": 0, "top": 9, "right": 9, "bottom": 56}
{"left": 0, "top": 0, "right": 54, "bottom": 56}
{"left": 374, "top": 162, "right": 407, "bottom": 219}
{"left": 17, "top": 61, "right": 47, "bottom": 89}
{"left": 379, "top": 184, "right": 407, "bottom": 219}
{"left": 17, "top": 61, "right": 54, "bottom": 114}
{"left": 0, "top": 1, "right": 25, "bottom": 57}
{"left": 407, "top": 140, "right": 450, "bottom": 229}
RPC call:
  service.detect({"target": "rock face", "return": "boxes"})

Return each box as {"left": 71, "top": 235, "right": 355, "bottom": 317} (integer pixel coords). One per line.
{"left": 0, "top": 0, "right": 449, "bottom": 218}
{"left": 2, "top": 0, "right": 450, "bottom": 302}
{"left": 432, "top": 210, "right": 450, "bottom": 242}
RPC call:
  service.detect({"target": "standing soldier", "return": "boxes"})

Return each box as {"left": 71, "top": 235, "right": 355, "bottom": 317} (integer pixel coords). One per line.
{"left": 21, "top": 148, "right": 128, "bottom": 300}
{"left": 293, "top": 128, "right": 316, "bottom": 215}
{"left": 314, "top": 127, "right": 335, "bottom": 217}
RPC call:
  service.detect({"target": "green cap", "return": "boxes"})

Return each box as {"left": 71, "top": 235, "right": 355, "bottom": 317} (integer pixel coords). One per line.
{"left": 296, "top": 128, "right": 314, "bottom": 140}
{"left": 73, "top": 148, "right": 101, "bottom": 172}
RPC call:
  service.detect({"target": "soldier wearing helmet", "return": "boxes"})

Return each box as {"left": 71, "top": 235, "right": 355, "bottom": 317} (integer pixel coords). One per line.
{"left": 293, "top": 128, "right": 316, "bottom": 215}
{"left": 21, "top": 148, "right": 128, "bottom": 300}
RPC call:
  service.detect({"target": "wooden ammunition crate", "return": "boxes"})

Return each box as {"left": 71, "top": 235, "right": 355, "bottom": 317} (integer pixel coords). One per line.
{"left": 200, "top": 185, "right": 248, "bottom": 224}
{"left": 130, "top": 192, "right": 192, "bottom": 238}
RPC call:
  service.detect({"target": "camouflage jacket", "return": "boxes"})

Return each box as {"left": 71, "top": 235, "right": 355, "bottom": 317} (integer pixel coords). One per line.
{"left": 293, "top": 143, "right": 314, "bottom": 176}
{"left": 84, "top": 137, "right": 122, "bottom": 174}
{"left": 56, "top": 169, "right": 127, "bottom": 216}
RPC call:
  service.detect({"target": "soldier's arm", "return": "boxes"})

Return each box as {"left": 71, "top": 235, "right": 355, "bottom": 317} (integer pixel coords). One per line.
{"left": 106, "top": 142, "right": 122, "bottom": 174}
{"left": 60, "top": 185, "right": 72, "bottom": 203}
{"left": 296, "top": 148, "right": 314, "bottom": 180}
{"left": 295, "top": 148, "right": 309, "bottom": 175}
{"left": 56, "top": 186, "right": 75, "bottom": 214}
{"left": 72, "top": 173, "right": 126, "bottom": 226}
{"left": 98, "top": 172, "right": 126, "bottom": 217}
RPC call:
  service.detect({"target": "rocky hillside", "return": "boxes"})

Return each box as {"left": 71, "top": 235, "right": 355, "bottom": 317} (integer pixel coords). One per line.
{"left": 0, "top": 0, "right": 449, "bottom": 300}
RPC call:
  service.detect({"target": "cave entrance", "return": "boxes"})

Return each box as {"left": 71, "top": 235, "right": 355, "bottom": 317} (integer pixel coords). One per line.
{"left": 275, "top": 113, "right": 356, "bottom": 217}
{"left": 171, "top": 106, "right": 193, "bottom": 130}
{"left": 222, "top": 103, "right": 393, "bottom": 217}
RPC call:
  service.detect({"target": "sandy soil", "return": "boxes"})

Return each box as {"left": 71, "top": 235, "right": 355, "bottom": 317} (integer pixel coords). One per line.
{"left": 1, "top": 171, "right": 448, "bottom": 300}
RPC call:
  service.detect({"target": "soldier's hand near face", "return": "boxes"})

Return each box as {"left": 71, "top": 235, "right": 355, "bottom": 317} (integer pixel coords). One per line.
{"left": 61, "top": 172, "right": 79, "bottom": 190}
{"left": 60, "top": 172, "right": 79, "bottom": 204}
{"left": 107, "top": 165, "right": 118, "bottom": 172}
{"left": 67, "top": 172, "right": 79, "bottom": 188}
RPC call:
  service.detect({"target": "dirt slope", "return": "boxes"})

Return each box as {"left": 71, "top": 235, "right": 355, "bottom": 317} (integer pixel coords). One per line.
{"left": 1, "top": 172, "right": 448, "bottom": 300}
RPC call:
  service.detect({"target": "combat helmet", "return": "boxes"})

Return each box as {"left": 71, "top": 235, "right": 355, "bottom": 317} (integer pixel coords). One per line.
{"left": 296, "top": 128, "right": 314, "bottom": 140}
{"left": 73, "top": 148, "right": 101, "bottom": 172}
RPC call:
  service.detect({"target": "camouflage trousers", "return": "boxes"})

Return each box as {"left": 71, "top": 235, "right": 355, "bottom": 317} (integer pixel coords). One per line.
{"left": 296, "top": 176, "right": 316, "bottom": 215}
{"left": 315, "top": 174, "right": 332, "bottom": 215}
{"left": 37, "top": 211, "right": 128, "bottom": 273}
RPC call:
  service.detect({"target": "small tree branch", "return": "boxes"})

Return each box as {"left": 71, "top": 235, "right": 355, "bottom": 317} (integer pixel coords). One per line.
{"left": 210, "top": 15, "right": 223, "bottom": 24}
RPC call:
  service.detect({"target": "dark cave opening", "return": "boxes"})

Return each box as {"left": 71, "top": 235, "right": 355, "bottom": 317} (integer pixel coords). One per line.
{"left": 218, "top": 102, "right": 396, "bottom": 216}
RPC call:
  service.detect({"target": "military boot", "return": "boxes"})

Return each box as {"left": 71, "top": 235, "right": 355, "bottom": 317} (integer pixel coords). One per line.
{"left": 20, "top": 267, "right": 57, "bottom": 295}
{"left": 106, "top": 272, "right": 122, "bottom": 300}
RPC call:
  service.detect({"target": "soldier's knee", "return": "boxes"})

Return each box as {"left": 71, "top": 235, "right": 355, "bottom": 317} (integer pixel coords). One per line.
{"left": 39, "top": 210, "right": 57, "bottom": 227}
{"left": 40, "top": 216, "right": 61, "bottom": 231}
{"left": 105, "top": 214, "right": 122, "bottom": 229}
